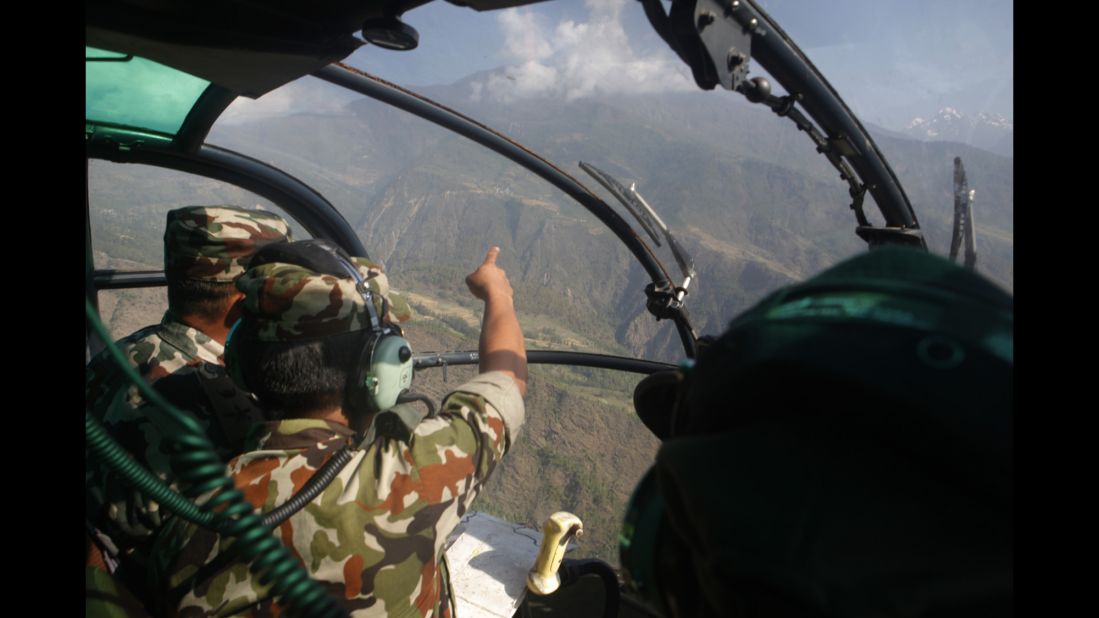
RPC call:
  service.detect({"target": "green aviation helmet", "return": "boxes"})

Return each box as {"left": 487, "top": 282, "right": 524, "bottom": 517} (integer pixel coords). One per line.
{"left": 624, "top": 246, "right": 1013, "bottom": 618}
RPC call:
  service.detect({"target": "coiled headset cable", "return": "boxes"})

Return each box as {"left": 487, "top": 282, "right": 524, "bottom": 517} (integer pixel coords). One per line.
{"left": 85, "top": 299, "right": 348, "bottom": 618}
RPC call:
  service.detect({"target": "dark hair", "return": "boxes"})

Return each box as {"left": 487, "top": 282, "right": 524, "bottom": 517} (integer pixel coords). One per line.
{"left": 237, "top": 327, "right": 368, "bottom": 420}
{"left": 165, "top": 273, "right": 239, "bottom": 323}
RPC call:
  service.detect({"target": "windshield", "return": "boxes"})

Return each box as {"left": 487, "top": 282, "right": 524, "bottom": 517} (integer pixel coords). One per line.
{"left": 756, "top": 0, "right": 1013, "bottom": 288}
{"left": 88, "top": 0, "right": 1012, "bottom": 566}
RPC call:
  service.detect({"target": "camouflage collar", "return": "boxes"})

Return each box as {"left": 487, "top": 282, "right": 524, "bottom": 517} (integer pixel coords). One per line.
{"left": 246, "top": 418, "right": 356, "bottom": 451}
{"left": 157, "top": 312, "right": 225, "bottom": 366}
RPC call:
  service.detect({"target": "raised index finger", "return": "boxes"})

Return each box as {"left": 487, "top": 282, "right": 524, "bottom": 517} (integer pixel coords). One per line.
{"left": 483, "top": 246, "right": 500, "bottom": 265}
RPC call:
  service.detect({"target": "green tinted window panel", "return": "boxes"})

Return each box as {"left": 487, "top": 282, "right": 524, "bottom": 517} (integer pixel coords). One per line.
{"left": 86, "top": 47, "right": 211, "bottom": 135}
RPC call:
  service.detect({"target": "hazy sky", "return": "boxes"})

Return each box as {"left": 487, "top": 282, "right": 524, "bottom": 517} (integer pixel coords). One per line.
{"left": 219, "top": 0, "right": 1012, "bottom": 130}
{"left": 756, "top": 0, "right": 1014, "bottom": 126}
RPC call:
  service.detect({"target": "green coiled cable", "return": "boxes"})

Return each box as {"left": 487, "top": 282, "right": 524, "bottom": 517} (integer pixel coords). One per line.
{"left": 85, "top": 298, "right": 347, "bottom": 618}
{"left": 85, "top": 411, "right": 215, "bottom": 527}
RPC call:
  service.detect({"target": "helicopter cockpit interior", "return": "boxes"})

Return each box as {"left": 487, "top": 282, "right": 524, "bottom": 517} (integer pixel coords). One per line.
{"left": 86, "top": 1, "right": 1012, "bottom": 616}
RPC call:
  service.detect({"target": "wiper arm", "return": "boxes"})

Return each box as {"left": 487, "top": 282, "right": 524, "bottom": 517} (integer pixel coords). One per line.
{"left": 950, "top": 157, "right": 978, "bottom": 270}
{"left": 578, "top": 162, "right": 663, "bottom": 247}
{"left": 580, "top": 162, "right": 695, "bottom": 280}
{"left": 580, "top": 162, "right": 697, "bottom": 313}
{"left": 627, "top": 183, "right": 695, "bottom": 284}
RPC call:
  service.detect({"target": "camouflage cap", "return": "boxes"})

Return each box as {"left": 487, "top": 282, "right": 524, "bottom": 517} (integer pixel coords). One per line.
{"left": 164, "top": 206, "right": 292, "bottom": 282}
{"left": 236, "top": 257, "right": 411, "bottom": 342}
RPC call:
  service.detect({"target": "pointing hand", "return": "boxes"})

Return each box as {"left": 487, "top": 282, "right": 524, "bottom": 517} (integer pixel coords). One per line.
{"left": 465, "top": 246, "right": 514, "bottom": 302}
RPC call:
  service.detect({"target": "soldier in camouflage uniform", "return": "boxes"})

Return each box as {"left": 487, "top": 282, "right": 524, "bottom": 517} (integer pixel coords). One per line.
{"left": 86, "top": 206, "right": 292, "bottom": 574}
{"left": 153, "top": 244, "right": 527, "bottom": 617}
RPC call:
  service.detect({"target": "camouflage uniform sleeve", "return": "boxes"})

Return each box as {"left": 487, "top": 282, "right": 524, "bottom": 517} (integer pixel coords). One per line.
{"left": 344, "top": 371, "right": 523, "bottom": 616}
{"left": 442, "top": 371, "right": 525, "bottom": 445}
{"left": 399, "top": 370, "right": 524, "bottom": 514}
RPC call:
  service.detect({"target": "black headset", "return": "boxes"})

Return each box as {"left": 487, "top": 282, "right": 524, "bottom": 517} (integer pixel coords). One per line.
{"left": 225, "top": 239, "right": 414, "bottom": 415}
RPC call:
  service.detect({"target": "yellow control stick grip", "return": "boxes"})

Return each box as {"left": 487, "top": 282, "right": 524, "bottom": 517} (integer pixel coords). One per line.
{"left": 527, "top": 511, "right": 584, "bottom": 596}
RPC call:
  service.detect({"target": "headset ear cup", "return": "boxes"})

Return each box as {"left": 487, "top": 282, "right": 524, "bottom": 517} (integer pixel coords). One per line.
{"left": 372, "top": 334, "right": 413, "bottom": 412}
{"left": 225, "top": 320, "right": 249, "bottom": 392}
{"left": 348, "top": 332, "right": 414, "bottom": 415}
{"left": 348, "top": 331, "right": 381, "bottom": 415}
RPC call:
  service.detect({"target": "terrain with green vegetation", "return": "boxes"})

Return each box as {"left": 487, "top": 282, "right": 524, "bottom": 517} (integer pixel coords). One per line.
{"left": 87, "top": 85, "right": 1012, "bottom": 565}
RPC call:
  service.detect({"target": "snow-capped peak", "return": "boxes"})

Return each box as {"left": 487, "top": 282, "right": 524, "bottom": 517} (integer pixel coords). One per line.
{"left": 901, "top": 107, "right": 1013, "bottom": 156}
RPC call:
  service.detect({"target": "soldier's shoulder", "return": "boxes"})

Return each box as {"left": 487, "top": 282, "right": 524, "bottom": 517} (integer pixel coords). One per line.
{"left": 116, "top": 323, "right": 169, "bottom": 352}
{"left": 119, "top": 323, "right": 167, "bottom": 345}
{"left": 87, "top": 324, "right": 165, "bottom": 375}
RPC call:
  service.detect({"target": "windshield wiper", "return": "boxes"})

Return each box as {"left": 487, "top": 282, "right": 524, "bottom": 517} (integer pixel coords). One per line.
{"left": 580, "top": 162, "right": 696, "bottom": 311}
{"left": 950, "top": 157, "right": 978, "bottom": 270}
{"left": 578, "top": 162, "right": 663, "bottom": 246}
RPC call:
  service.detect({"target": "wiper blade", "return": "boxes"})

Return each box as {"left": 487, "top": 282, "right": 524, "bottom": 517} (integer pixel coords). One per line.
{"left": 578, "top": 161, "right": 699, "bottom": 340}
{"left": 627, "top": 183, "right": 695, "bottom": 281}
{"left": 580, "top": 162, "right": 696, "bottom": 286}
{"left": 575, "top": 161, "right": 694, "bottom": 292}
{"left": 950, "top": 157, "right": 978, "bottom": 270}
{"left": 579, "top": 161, "right": 663, "bottom": 247}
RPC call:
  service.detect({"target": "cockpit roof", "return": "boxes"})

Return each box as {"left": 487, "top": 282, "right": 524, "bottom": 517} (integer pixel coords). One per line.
{"left": 86, "top": 1, "right": 547, "bottom": 97}
{"left": 86, "top": 46, "right": 211, "bottom": 137}
{"left": 86, "top": 1, "right": 553, "bottom": 149}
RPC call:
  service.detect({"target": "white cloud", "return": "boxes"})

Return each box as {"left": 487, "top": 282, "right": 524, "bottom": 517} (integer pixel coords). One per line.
{"left": 472, "top": 0, "right": 694, "bottom": 103}
{"left": 479, "top": 61, "right": 559, "bottom": 102}
{"left": 500, "top": 10, "right": 554, "bottom": 62}
{"left": 217, "top": 78, "right": 354, "bottom": 125}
